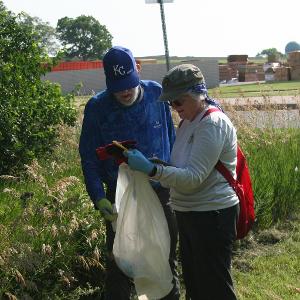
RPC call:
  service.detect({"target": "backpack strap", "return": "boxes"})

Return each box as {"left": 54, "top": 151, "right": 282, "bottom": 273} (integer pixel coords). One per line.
{"left": 200, "top": 107, "right": 238, "bottom": 190}
{"left": 215, "top": 161, "right": 237, "bottom": 191}
{"left": 178, "top": 119, "right": 184, "bottom": 128}
{"left": 200, "top": 107, "right": 220, "bottom": 121}
{"left": 179, "top": 107, "right": 220, "bottom": 128}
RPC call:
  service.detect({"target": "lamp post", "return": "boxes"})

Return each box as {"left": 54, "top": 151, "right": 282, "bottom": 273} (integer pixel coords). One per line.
{"left": 145, "top": 0, "right": 173, "bottom": 71}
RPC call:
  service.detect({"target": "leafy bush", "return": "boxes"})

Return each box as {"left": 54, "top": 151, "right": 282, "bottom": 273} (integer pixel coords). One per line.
{"left": 0, "top": 4, "right": 77, "bottom": 174}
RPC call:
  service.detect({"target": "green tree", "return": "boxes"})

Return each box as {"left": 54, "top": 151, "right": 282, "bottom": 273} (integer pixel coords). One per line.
{"left": 0, "top": 1, "right": 5, "bottom": 12}
{"left": 17, "top": 12, "right": 61, "bottom": 56}
{"left": 0, "top": 2, "right": 76, "bottom": 174}
{"left": 256, "top": 48, "right": 285, "bottom": 62}
{"left": 257, "top": 48, "right": 283, "bottom": 57}
{"left": 56, "top": 15, "right": 113, "bottom": 60}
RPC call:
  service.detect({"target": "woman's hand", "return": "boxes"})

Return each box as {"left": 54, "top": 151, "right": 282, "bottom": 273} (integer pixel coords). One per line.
{"left": 124, "top": 149, "right": 155, "bottom": 175}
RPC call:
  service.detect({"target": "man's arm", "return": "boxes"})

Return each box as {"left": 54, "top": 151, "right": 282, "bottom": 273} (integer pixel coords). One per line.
{"left": 79, "top": 101, "right": 106, "bottom": 206}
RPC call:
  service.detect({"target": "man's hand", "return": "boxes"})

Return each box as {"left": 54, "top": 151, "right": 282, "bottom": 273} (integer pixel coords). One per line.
{"left": 96, "top": 198, "right": 117, "bottom": 222}
{"left": 96, "top": 140, "right": 137, "bottom": 164}
{"left": 124, "top": 149, "right": 155, "bottom": 175}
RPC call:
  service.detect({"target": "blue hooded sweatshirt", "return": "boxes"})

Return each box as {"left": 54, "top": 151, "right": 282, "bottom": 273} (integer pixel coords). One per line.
{"left": 79, "top": 80, "right": 175, "bottom": 205}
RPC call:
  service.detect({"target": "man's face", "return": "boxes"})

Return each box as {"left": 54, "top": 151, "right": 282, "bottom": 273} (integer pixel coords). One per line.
{"left": 113, "top": 86, "right": 140, "bottom": 106}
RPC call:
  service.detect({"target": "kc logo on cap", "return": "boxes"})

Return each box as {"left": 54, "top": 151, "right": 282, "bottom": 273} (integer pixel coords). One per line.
{"left": 113, "top": 64, "right": 133, "bottom": 77}
{"left": 103, "top": 46, "right": 140, "bottom": 93}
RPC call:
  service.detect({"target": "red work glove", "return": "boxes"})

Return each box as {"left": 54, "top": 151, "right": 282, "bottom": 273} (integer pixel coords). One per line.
{"left": 96, "top": 140, "right": 137, "bottom": 165}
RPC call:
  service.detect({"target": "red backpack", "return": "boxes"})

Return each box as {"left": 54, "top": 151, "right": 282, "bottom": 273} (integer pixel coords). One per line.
{"left": 201, "top": 108, "right": 255, "bottom": 239}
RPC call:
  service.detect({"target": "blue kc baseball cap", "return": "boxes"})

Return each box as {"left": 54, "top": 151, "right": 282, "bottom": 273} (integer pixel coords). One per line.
{"left": 103, "top": 46, "right": 140, "bottom": 93}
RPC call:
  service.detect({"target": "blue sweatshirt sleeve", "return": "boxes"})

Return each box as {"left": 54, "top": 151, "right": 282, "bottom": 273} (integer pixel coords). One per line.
{"left": 79, "top": 100, "right": 106, "bottom": 204}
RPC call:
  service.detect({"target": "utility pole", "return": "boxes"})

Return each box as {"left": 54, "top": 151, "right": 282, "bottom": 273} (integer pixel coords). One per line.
{"left": 145, "top": 0, "right": 173, "bottom": 71}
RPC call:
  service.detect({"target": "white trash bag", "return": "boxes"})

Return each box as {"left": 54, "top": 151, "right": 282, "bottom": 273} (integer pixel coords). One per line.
{"left": 113, "top": 164, "right": 173, "bottom": 300}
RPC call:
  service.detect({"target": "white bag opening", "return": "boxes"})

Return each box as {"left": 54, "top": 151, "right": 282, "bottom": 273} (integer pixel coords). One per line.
{"left": 113, "top": 164, "right": 173, "bottom": 299}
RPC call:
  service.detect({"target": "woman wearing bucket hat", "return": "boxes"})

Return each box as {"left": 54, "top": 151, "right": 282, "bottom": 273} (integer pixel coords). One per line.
{"left": 125, "top": 64, "right": 239, "bottom": 300}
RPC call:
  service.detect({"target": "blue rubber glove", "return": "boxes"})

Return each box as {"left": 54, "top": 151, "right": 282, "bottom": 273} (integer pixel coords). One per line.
{"left": 96, "top": 198, "right": 117, "bottom": 222}
{"left": 124, "top": 149, "right": 155, "bottom": 175}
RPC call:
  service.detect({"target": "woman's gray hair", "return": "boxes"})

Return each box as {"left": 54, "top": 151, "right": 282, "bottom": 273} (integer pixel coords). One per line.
{"left": 184, "top": 90, "right": 206, "bottom": 102}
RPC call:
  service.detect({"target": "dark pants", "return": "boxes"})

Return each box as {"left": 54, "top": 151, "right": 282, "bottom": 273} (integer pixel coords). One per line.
{"left": 175, "top": 204, "right": 239, "bottom": 300}
{"left": 103, "top": 185, "right": 179, "bottom": 300}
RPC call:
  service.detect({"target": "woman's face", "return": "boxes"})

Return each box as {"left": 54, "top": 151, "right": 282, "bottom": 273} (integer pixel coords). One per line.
{"left": 170, "top": 94, "right": 203, "bottom": 121}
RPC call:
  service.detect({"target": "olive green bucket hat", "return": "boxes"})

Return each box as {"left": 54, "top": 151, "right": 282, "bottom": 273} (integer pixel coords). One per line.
{"left": 159, "top": 64, "right": 205, "bottom": 101}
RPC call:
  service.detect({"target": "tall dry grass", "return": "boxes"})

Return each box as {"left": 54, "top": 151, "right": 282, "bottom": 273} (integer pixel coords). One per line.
{"left": 0, "top": 98, "right": 107, "bottom": 298}
{"left": 0, "top": 93, "right": 299, "bottom": 298}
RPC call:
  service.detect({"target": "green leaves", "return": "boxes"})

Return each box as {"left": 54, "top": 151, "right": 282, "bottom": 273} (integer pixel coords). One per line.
{"left": 0, "top": 5, "right": 77, "bottom": 174}
{"left": 56, "top": 15, "right": 113, "bottom": 60}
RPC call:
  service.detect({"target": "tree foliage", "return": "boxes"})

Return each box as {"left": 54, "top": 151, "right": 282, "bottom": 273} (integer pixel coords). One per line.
{"left": 0, "top": 3, "right": 77, "bottom": 174}
{"left": 285, "top": 41, "right": 300, "bottom": 54}
{"left": 256, "top": 48, "right": 285, "bottom": 62}
{"left": 17, "top": 12, "right": 61, "bottom": 56}
{"left": 0, "top": 1, "right": 5, "bottom": 12}
{"left": 56, "top": 15, "right": 113, "bottom": 60}
{"left": 257, "top": 48, "right": 282, "bottom": 57}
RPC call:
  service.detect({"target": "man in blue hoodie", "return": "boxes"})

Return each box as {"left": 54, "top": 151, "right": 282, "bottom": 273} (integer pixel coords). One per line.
{"left": 79, "top": 46, "right": 179, "bottom": 300}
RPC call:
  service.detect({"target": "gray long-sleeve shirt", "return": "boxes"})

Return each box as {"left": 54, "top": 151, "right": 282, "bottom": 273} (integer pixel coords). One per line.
{"left": 153, "top": 106, "right": 239, "bottom": 212}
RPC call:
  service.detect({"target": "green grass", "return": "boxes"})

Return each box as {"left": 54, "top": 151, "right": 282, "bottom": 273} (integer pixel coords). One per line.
{"left": 238, "top": 128, "right": 300, "bottom": 229}
{"left": 209, "top": 81, "right": 300, "bottom": 98}
{"left": 145, "top": 56, "right": 268, "bottom": 65}
{"left": 0, "top": 114, "right": 107, "bottom": 299}
{"left": 0, "top": 96, "right": 299, "bottom": 299}
{"left": 218, "top": 57, "right": 268, "bottom": 65}
{"left": 233, "top": 222, "right": 300, "bottom": 300}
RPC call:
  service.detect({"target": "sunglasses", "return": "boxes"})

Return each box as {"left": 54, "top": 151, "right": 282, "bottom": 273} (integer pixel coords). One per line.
{"left": 168, "top": 99, "right": 185, "bottom": 107}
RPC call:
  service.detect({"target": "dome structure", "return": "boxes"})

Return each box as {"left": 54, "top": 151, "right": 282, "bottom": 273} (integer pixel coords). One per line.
{"left": 285, "top": 41, "right": 300, "bottom": 54}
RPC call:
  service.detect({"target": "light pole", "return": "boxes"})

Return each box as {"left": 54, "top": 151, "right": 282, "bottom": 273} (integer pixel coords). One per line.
{"left": 145, "top": 0, "right": 173, "bottom": 71}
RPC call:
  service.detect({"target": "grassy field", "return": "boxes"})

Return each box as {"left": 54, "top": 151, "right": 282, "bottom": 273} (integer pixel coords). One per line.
{"left": 218, "top": 57, "right": 268, "bottom": 65}
{"left": 0, "top": 94, "right": 299, "bottom": 299}
{"left": 209, "top": 81, "right": 300, "bottom": 98}
{"left": 143, "top": 56, "right": 268, "bottom": 65}
{"left": 233, "top": 222, "right": 300, "bottom": 300}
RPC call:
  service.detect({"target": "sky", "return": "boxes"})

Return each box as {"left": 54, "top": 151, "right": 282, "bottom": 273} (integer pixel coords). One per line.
{"left": 3, "top": 0, "right": 300, "bottom": 58}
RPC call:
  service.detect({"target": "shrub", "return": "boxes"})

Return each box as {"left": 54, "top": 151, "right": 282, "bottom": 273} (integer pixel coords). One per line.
{"left": 0, "top": 5, "right": 77, "bottom": 174}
